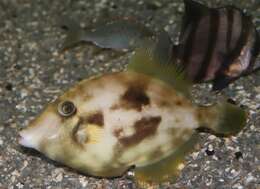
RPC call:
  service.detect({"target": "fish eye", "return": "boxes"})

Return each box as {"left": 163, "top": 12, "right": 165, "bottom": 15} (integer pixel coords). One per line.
{"left": 58, "top": 101, "right": 77, "bottom": 117}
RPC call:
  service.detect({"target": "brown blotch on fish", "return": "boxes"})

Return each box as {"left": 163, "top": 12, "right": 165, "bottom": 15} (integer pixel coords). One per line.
{"left": 175, "top": 99, "right": 183, "bottom": 106}
{"left": 118, "top": 116, "right": 161, "bottom": 147}
{"left": 121, "top": 85, "right": 150, "bottom": 111}
{"left": 86, "top": 111, "right": 104, "bottom": 127}
{"left": 111, "top": 83, "right": 150, "bottom": 111}
{"left": 113, "top": 127, "right": 124, "bottom": 138}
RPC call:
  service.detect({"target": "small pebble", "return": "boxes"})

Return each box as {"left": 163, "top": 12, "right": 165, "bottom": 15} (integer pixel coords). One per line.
{"left": 5, "top": 83, "right": 13, "bottom": 91}
{"left": 234, "top": 151, "right": 243, "bottom": 160}
{"left": 205, "top": 145, "right": 215, "bottom": 156}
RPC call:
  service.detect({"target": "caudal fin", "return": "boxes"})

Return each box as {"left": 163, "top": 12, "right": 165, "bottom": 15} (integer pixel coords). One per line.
{"left": 201, "top": 101, "right": 247, "bottom": 136}
{"left": 60, "top": 18, "right": 84, "bottom": 51}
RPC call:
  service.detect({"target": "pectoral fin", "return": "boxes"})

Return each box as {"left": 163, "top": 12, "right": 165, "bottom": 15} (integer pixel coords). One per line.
{"left": 133, "top": 132, "right": 199, "bottom": 187}
{"left": 73, "top": 123, "right": 104, "bottom": 145}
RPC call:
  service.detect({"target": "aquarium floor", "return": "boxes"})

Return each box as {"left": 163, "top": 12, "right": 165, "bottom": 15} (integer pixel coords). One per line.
{"left": 0, "top": 0, "right": 259, "bottom": 188}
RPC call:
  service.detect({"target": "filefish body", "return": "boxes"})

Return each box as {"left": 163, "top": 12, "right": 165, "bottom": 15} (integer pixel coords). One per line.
{"left": 17, "top": 71, "right": 239, "bottom": 177}
{"left": 18, "top": 71, "right": 199, "bottom": 176}
{"left": 175, "top": 0, "right": 260, "bottom": 90}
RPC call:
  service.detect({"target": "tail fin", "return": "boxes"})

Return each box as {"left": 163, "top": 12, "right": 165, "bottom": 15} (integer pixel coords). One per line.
{"left": 60, "top": 18, "right": 84, "bottom": 51}
{"left": 199, "top": 101, "right": 247, "bottom": 136}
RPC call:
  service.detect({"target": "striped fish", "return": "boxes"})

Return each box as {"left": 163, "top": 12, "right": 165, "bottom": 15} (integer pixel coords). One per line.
{"left": 175, "top": 0, "right": 260, "bottom": 90}
{"left": 61, "top": 0, "right": 260, "bottom": 90}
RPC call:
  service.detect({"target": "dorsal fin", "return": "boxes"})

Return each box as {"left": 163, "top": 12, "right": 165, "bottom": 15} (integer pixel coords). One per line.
{"left": 181, "top": 0, "right": 209, "bottom": 31}
{"left": 127, "top": 42, "right": 192, "bottom": 97}
{"left": 184, "top": 0, "right": 209, "bottom": 17}
{"left": 179, "top": 0, "right": 211, "bottom": 46}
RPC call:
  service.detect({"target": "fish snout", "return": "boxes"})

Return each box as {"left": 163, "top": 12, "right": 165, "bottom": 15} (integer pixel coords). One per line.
{"left": 18, "top": 130, "right": 38, "bottom": 149}
{"left": 18, "top": 109, "right": 62, "bottom": 148}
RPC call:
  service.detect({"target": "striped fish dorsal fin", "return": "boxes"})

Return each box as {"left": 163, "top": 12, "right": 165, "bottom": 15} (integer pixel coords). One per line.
{"left": 180, "top": 0, "right": 209, "bottom": 38}
{"left": 127, "top": 43, "right": 191, "bottom": 97}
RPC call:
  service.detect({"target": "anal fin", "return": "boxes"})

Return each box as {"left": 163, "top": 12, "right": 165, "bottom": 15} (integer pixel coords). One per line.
{"left": 133, "top": 133, "right": 199, "bottom": 187}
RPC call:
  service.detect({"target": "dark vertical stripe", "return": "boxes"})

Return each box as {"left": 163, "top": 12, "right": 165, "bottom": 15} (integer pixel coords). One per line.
{"left": 229, "top": 14, "right": 252, "bottom": 62}
{"left": 178, "top": 0, "right": 206, "bottom": 70}
{"left": 248, "top": 29, "right": 260, "bottom": 71}
{"left": 226, "top": 8, "right": 234, "bottom": 51}
{"left": 254, "top": 31, "right": 260, "bottom": 57}
{"left": 215, "top": 8, "right": 233, "bottom": 76}
{"left": 254, "top": 31, "right": 260, "bottom": 58}
{"left": 194, "top": 10, "right": 220, "bottom": 82}
{"left": 180, "top": 20, "right": 200, "bottom": 69}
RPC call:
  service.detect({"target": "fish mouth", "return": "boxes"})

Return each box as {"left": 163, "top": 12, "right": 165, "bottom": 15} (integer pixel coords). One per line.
{"left": 18, "top": 130, "right": 38, "bottom": 149}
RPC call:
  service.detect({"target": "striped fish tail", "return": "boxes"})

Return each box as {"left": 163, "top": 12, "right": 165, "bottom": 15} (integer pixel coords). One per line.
{"left": 59, "top": 17, "right": 85, "bottom": 51}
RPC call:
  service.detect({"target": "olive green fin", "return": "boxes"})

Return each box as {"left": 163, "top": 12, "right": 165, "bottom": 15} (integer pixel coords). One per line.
{"left": 133, "top": 132, "right": 199, "bottom": 187}
{"left": 127, "top": 44, "right": 192, "bottom": 97}
{"left": 214, "top": 102, "right": 247, "bottom": 136}
{"left": 198, "top": 101, "right": 247, "bottom": 136}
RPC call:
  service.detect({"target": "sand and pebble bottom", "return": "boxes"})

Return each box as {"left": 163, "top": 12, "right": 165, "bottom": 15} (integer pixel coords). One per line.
{"left": 0, "top": 0, "right": 259, "bottom": 188}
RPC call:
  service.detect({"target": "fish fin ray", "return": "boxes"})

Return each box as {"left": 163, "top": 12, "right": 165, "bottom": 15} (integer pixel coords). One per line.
{"left": 85, "top": 124, "right": 104, "bottom": 144}
{"left": 153, "top": 30, "right": 175, "bottom": 65}
{"left": 127, "top": 42, "right": 192, "bottom": 97}
{"left": 75, "top": 124, "right": 104, "bottom": 145}
{"left": 199, "top": 101, "right": 247, "bottom": 136}
{"left": 133, "top": 133, "right": 199, "bottom": 186}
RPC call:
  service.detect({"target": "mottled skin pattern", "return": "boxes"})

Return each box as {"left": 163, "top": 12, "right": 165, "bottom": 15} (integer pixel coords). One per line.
{"left": 19, "top": 71, "right": 219, "bottom": 177}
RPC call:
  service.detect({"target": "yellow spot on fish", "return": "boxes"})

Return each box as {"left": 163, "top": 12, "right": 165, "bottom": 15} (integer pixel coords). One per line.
{"left": 85, "top": 124, "right": 104, "bottom": 144}
{"left": 74, "top": 123, "right": 104, "bottom": 145}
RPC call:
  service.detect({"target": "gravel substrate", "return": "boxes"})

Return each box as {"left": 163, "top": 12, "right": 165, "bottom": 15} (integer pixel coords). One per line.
{"left": 0, "top": 0, "right": 259, "bottom": 188}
